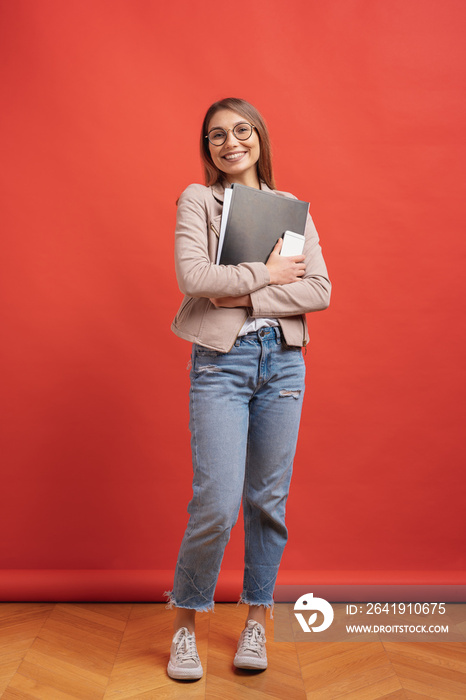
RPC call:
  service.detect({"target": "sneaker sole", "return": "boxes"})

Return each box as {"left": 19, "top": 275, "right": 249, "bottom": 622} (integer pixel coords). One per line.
{"left": 234, "top": 655, "right": 267, "bottom": 670}
{"left": 167, "top": 661, "right": 203, "bottom": 680}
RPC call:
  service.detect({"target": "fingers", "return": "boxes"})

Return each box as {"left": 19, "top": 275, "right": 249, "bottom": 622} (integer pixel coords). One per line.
{"left": 292, "top": 260, "right": 306, "bottom": 274}
{"left": 265, "top": 243, "right": 306, "bottom": 284}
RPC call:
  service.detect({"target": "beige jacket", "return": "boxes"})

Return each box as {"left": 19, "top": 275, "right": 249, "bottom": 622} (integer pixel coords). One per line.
{"left": 171, "top": 181, "right": 331, "bottom": 352}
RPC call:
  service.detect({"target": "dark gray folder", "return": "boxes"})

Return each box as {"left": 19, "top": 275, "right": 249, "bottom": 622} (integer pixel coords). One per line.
{"left": 218, "top": 183, "right": 309, "bottom": 265}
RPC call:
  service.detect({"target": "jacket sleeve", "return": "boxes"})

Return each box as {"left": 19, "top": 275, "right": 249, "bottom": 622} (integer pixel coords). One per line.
{"left": 174, "top": 184, "right": 271, "bottom": 298}
{"left": 249, "top": 210, "right": 331, "bottom": 317}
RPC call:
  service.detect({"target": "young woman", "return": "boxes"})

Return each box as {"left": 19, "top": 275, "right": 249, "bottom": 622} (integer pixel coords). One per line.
{"left": 166, "top": 97, "right": 331, "bottom": 680}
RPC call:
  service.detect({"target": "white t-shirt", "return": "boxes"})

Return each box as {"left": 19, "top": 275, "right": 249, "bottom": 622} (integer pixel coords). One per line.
{"left": 237, "top": 316, "right": 279, "bottom": 337}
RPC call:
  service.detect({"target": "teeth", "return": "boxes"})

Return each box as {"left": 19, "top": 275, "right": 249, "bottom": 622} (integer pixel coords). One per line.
{"left": 224, "top": 152, "right": 245, "bottom": 161}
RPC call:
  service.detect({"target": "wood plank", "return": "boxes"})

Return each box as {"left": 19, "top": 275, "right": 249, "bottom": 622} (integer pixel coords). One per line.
{"left": 297, "top": 640, "right": 395, "bottom": 693}
{"left": 0, "top": 603, "right": 53, "bottom": 696}
{"left": 303, "top": 659, "right": 401, "bottom": 700}
{"left": 386, "top": 647, "right": 466, "bottom": 699}
{"left": 4, "top": 603, "right": 131, "bottom": 699}
{"left": 6, "top": 656, "right": 105, "bottom": 699}
{"left": 54, "top": 603, "right": 132, "bottom": 630}
{"left": 383, "top": 642, "right": 466, "bottom": 672}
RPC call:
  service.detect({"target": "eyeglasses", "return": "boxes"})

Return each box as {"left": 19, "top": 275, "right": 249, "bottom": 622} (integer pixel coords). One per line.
{"left": 205, "top": 122, "right": 256, "bottom": 146}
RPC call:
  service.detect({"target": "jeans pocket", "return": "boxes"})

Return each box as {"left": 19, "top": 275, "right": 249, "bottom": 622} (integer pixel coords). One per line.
{"left": 194, "top": 344, "right": 224, "bottom": 358}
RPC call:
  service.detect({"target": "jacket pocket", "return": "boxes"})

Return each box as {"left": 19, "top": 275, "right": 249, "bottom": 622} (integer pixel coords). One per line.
{"left": 174, "top": 296, "right": 210, "bottom": 339}
{"left": 175, "top": 296, "right": 195, "bottom": 324}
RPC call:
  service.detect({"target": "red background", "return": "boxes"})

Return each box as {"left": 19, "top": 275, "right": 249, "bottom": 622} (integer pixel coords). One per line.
{"left": 1, "top": 0, "right": 465, "bottom": 600}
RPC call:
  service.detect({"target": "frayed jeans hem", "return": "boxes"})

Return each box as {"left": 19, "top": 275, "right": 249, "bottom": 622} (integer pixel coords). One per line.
{"left": 237, "top": 594, "right": 274, "bottom": 619}
{"left": 163, "top": 590, "right": 215, "bottom": 613}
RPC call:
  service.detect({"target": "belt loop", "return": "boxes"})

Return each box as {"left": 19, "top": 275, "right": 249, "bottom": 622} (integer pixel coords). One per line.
{"left": 275, "top": 327, "right": 281, "bottom": 344}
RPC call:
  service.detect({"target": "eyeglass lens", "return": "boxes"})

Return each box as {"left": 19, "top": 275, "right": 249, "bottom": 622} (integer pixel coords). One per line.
{"left": 208, "top": 123, "right": 253, "bottom": 145}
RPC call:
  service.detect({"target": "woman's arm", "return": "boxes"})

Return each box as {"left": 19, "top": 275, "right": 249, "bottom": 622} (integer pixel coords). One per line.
{"left": 211, "top": 214, "right": 331, "bottom": 314}
{"left": 174, "top": 184, "right": 270, "bottom": 298}
{"left": 210, "top": 238, "right": 307, "bottom": 308}
{"left": 248, "top": 212, "right": 331, "bottom": 316}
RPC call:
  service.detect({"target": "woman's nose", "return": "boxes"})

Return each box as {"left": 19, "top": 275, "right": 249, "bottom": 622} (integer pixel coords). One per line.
{"left": 224, "top": 129, "right": 239, "bottom": 146}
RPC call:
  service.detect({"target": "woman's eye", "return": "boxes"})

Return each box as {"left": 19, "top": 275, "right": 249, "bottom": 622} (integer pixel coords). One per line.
{"left": 211, "top": 131, "right": 224, "bottom": 140}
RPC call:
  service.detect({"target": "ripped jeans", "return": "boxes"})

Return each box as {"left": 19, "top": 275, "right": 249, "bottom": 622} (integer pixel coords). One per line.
{"left": 167, "top": 327, "right": 305, "bottom": 613}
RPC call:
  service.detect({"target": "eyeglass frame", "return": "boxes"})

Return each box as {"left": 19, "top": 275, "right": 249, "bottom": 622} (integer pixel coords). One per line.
{"left": 205, "top": 122, "right": 257, "bottom": 146}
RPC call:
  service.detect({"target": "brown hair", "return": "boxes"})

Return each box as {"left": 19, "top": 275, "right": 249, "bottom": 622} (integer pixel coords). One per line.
{"left": 200, "top": 98, "right": 275, "bottom": 189}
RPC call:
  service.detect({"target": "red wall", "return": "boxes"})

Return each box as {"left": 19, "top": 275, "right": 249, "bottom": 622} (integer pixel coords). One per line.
{"left": 1, "top": 0, "right": 465, "bottom": 599}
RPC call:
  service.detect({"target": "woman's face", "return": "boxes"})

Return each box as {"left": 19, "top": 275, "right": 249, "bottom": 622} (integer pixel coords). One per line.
{"left": 207, "top": 109, "right": 260, "bottom": 186}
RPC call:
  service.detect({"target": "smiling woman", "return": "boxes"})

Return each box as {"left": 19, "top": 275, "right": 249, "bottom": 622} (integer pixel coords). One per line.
{"left": 165, "top": 97, "right": 331, "bottom": 680}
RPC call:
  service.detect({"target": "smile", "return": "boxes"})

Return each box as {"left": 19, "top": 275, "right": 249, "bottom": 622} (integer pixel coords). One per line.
{"left": 223, "top": 151, "right": 247, "bottom": 162}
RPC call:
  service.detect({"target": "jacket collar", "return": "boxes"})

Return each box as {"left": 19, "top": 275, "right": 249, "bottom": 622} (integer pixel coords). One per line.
{"left": 211, "top": 180, "right": 272, "bottom": 204}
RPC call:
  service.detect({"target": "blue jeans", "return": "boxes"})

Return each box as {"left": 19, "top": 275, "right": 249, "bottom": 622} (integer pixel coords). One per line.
{"left": 167, "top": 327, "right": 305, "bottom": 612}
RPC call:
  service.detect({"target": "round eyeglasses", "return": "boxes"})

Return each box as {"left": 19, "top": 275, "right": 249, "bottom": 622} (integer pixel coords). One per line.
{"left": 205, "top": 122, "right": 256, "bottom": 146}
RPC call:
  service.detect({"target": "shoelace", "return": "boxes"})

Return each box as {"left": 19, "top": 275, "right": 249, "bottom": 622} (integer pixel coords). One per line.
{"left": 239, "top": 622, "right": 266, "bottom": 655}
{"left": 174, "top": 628, "right": 200, "bottom": 663}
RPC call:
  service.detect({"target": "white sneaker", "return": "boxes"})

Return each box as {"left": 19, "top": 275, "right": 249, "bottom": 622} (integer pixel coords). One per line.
{"left": 234, "top": 619, "right": 267, "bottom": 670}
{"left": 167, "top": 627, "right": 203, "bottom": 680}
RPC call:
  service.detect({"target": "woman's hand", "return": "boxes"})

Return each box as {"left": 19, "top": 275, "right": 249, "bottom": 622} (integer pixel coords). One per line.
{"left": 209, "top": 238, "right": 305, "bottom": 306}
{"left": 210, "top": 294, "right": 251, "bottom": 308}
{"left": 266, "top": 238, "right": 306, "bottom": 285}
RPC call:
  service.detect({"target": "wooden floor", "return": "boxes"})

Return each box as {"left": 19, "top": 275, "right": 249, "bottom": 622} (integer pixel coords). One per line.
{"left": 1, "top": 602, "right": 465, "bottom": 699}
